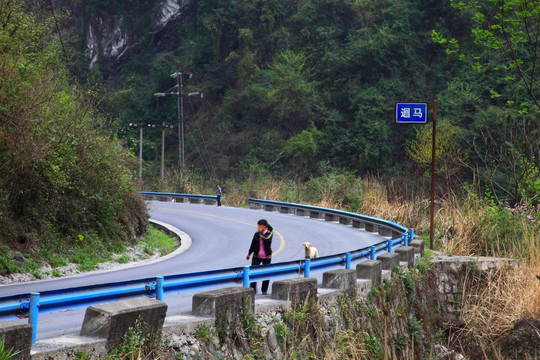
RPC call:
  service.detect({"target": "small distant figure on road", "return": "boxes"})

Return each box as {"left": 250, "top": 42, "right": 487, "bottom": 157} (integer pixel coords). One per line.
{"left": 246, "top": 219, "right": 273, "bottom": 295}
{"left": 302, "top": 242, "right": 319, "bottom": 259}
{"left": 216, "top": 184, "right": 222, "bottom": 207}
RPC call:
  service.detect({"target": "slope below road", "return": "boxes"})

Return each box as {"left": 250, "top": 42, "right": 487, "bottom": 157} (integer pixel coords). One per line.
{"left": 0, "top": 201, "right": 387, "bottom": 340}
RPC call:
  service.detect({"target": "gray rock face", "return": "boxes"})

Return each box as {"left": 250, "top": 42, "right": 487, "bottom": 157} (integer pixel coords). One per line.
{"left": 501, "top": 318, "right": 540, "bottom": 359}
{"left": 9, "top": 251, "right": 26, "bottom": 269}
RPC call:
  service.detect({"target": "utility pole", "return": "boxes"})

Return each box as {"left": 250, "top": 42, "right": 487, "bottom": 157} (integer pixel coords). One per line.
{"left": 139, "top": 125, "right": 143, "bottom": 180}
{"left": 156, "top": 72, "right": 193, "bottom": 171}
{"left": 429, "top": 101, "right": 437, "bottom": 250}
{"left": 160, "top": 123, "right": 174, "bottom": 181}
{"left": 177, "top": 74, "right": 184, "bottom": 168}
{"left": 129, "top": 123, "right": 157, "bottom": 181}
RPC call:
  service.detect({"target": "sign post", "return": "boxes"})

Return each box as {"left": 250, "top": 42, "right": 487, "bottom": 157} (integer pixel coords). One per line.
{"left": 395, "top": 102, "right": 436, "bottom": 250}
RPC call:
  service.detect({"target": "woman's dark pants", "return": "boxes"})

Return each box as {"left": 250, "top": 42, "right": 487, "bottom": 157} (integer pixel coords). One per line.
{"left": 250, "top": 256, "right": 271, "bottom": 293}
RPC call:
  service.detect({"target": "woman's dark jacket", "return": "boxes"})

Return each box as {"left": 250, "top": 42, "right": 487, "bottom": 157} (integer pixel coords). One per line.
{"left": 248, "top": 229, "right": 273, "bottom": 258}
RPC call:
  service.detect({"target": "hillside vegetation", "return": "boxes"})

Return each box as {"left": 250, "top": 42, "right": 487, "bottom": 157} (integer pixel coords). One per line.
{"left": 79, "top": 0, "right": 537, "bottom": 190}
{"left": 0, "top": 0, "right": 147, "bottom": 275}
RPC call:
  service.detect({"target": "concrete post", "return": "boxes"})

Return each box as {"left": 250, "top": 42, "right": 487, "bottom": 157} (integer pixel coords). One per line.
{"left": 376, "top": 253, "right": 400, "bottom": 271}
{"left": 193, "top": 287, "right": 255, "bottom": 326}
{"left": 81, "top": 298, "right": 168, "bottom": 350}
{"left": 356, "top": 260, "right": 382, "bottom": 287}
{"left": 410, "top": 239, "right": 425, "bottom": 257}
{"left": 323, "top": 269, "right": 357, "bottom": 293}
{"left": 395, "top": 246, "right": 415, "bottom": 267}
{"left": 365, "top": 223, "right": 378, "bottom": 232}
{"left": 272, "top": 278, "right": 318, "bottom": 306}
{"left": 0, "top": 321, "right": 32, "bottom": 360}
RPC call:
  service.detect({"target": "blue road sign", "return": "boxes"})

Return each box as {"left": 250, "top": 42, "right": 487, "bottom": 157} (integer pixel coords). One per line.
{"left": 395, "top": 103, "right": 428, "bottom": 123}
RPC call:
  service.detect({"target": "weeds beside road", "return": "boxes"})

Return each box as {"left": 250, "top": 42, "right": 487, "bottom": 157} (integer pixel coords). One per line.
{"left": 0, "top": 226, "right": 177, "bottom": 284}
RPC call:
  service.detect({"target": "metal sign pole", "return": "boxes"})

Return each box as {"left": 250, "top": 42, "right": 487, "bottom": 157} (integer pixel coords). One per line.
{"left": 429, "top": 101, "right": 437, "bottom": 250}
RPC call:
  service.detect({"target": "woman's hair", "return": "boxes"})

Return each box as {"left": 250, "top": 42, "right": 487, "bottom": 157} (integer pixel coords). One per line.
{"left": 257, "top": 219, "right": 273, "bottom": 231}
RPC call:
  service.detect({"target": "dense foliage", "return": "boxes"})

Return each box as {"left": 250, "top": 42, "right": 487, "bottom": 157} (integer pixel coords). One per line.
{"left": 88, "top": 0, "right": 537, "bottom": 202}
{"left": 0, "top": 0, "right": 147, "bottom": 271}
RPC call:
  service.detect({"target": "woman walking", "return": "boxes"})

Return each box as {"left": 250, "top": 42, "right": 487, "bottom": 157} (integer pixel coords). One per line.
{"left": 246, "top": 219, "right": 273, "bottom": 295}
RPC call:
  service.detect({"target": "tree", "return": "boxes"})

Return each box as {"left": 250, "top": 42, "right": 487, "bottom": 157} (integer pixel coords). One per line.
{"left": 433, "top": 0, "right": 540, "bottom": 113}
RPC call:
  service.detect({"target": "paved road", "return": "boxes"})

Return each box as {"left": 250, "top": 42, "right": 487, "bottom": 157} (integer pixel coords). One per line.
{"left": 0, "top": 201, "right": 385, "bottom": 340}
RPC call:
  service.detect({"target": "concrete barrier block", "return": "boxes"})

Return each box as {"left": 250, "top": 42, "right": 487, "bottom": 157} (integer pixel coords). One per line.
{"left": 272, "top": 278, "right": 318, "bottom": 305}
{"left": 265, "top": 205, "right": 277, "bottom": 212}
{"left": 0, "top": 321, "right": 31, "bottom": 360}
{"left": 249, "top": 202, "right": 263, "bottom": 210}
{"left": 309, "top": 211, "right": 323, "bottom": 219}
{"left": 339, "top": 217, "right": 352, "bottom": 226}
{"left": 193, "top": 287, "right": 254, "bottom": 325}
{"left": 296, "top": 209, "right": 307, "bottom": 216}
{"left": 279, "top": 207, "right": 291, "bottom": 214}
{"left": 204, "top": 198, "right": 217, "bottom": 205}
{"left": 80, "top": 298, "right": 167, "bottom": 350}
{"left": 189, "top": 198, "right": 203, "bottom": 204}
{"left": 352, "top": 220, "right": 365, "bottom": 229}
{"left": 174, "top": 197, "right": 186, "bottom": 203}
{"left": 324, "top": 213, "right": 338, "bottom": 222}
{"left": 377, "top": 253, "right": 401, "bottom": 271}
{"left": 356, "top": 260, "right": 382, "bottom": 287}
{"left": 378, "top": 227, "right": 393, "bottom": 236}
{"left": 395, "top": 246, "right": 415, "bottom": 267}
{"left": 410, "top": 240, "right": 425, "bottom": 257}
{"left": 365, "top": 223, "right": 378, "bottom": 232}
{"left": 322, "top": 269, "right": 357, "bottom": 292}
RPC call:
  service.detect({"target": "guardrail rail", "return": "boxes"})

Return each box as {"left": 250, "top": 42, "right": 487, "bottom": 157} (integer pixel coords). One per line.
{"left": 0, "top": 193, "right": 414, "bottom": 344}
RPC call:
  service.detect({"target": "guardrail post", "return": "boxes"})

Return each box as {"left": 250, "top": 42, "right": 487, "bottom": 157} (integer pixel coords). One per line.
{"left": 29, "top": 292, "right": 39, "bottom": 344}
{"left": 409, "top": 228, "right": 414, "bottom": 241}
{"left": 156, "top": 276, "right": 164, "bottom": 301}
{"left": 345, "top": 253, "right": 352, "bottom": 269}
{"left": 242, "top": 266, "right": 250, "bottom": 288}
{"left": 370, "top": 246, "right": 376, "bottom": 260}
{"left": 387, "top": 240, "right": 393, "bottom": 252}
{"left": 304, "top": 259, "right": 311, "bottom": 278}
{"left": 403, "top": 233, "right": 409, "bottom": 246}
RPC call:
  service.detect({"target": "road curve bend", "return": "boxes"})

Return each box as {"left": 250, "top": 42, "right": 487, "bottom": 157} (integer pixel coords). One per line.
{"left": 0, "top": 201, "right": 388, "bottom": 340}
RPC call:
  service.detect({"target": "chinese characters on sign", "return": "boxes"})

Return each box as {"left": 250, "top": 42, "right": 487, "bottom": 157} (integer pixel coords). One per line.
{"left": 395, "top": 103, "right": 428, "bottom": 123}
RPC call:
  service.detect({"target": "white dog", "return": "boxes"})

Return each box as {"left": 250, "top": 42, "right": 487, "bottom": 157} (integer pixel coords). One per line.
{"left": 302, "top": 242, "right": 319, "bottom": 259}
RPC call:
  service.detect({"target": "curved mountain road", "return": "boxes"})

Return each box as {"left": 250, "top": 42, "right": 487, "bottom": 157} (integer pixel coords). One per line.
{"left": 0, "top": 201, "right": 387, "bottom": 340}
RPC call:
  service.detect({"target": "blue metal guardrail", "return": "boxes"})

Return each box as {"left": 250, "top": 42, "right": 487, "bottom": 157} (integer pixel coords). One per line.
{"left": 0, "top": 195, "right": 414, "bottom": 344}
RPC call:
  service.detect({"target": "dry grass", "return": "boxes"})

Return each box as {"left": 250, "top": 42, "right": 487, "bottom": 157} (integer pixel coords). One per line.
{"left": 161, "top": 170, "right": 540, "bottom": 356}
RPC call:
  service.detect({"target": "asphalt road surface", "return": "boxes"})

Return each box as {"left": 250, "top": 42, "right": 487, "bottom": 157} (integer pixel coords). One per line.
{"left": 0, "top": 201, "right": 386, "bottom": 341}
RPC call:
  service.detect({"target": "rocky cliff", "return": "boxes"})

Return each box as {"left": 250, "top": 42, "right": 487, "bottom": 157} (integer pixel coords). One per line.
{"left": 53, "top": 0, "right": 195, "bottom": 76}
